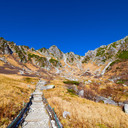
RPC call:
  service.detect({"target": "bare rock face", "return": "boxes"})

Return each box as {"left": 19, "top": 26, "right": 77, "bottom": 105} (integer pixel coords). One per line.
{"left": 82, "top": 36, "right": 128, "bottom": 65}
{"left": 66, "top": 52, "right": 81, "bottom": 64}
{"left": 49, "top": 45, "right": 63, "bottom": 59}
{"left": 38, "top": 47, "right": 50, "bottom": 56}
{"left": 0, "top": 41, "right": 13, "bottom": 54}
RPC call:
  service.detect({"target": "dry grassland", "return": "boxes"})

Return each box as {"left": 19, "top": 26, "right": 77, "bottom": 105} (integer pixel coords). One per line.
{"left": 43, "top": 79, "right": 128, "bottom": 128}
{"left": 0, "top": 74, "right": 38, "bottom": 128}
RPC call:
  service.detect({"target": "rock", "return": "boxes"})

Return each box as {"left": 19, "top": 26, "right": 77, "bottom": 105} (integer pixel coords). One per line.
{"left": 0, "top": 57, "right": 7, "bottom": 63}
{"left": 101, "top": 62, "right": 113, "bottom": 75}
{"left": 78, "top": 90, "right": 84, "bottom": 97}
{"left": 41, "top": 85, "right": 55, "bottom": 90}
{"left": 63, "top": 111, "right": 70, "bottom": 118}
{"left": 3, "top": 43, "right": 13, "bottom": 54}
{"left": 96, "top": 96, "right": 117, "bottom": 106}
{"left": 65, "top": 52, "right": 81, "bottom": 64}
{"left": 123, "top": 84, "right": 128, "bottom": 87}
{"left": 36, "top": 80, "right": 47, "bottom": 90}
{"left": 19, "top": 70, "right": 24, "bottom": 74}
{"left": 49, "top": 45, "right": 63, "bottom": 59}
{"left": 51, "top": 120, "right": 57, "bottom": 128}
{"left": 124, "top": 104, "right": 128, "bottom": 114}
{"left": 73, "top": 85, "right": 78, "bottom": 93}
{"left": 85, "top": 80, "right": 92, "bottom": 84}
{"left": 118, "top": 102, "right": 124, "bottom": 106}
{"left": 38, "top": 47, "right": 50, "bottom": 57}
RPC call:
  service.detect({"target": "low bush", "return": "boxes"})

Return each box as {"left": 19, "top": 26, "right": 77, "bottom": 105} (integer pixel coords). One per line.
{"left": 63, "top": 80, "right": 80, "bottom": 85}
{"left": 49, "top": 58, "right": 59, "bottom": 66}
{"left": 118, "top": 50, "right": 128, "bottom": 60}
{"left": 67, "top": 89, "right": 76, "bottom": 95}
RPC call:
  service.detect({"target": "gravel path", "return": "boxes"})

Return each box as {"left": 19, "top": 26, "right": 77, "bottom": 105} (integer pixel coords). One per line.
{"left": 22, "top": 89, "right": 50, "bottom": 128}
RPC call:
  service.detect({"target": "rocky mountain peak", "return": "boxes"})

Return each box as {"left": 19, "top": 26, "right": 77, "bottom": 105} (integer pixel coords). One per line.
{"left": 49, "top": 45, "right": 63, "bottom": 59}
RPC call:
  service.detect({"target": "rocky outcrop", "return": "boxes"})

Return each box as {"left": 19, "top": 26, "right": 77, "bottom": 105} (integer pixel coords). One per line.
{"left": 0, "top": 40, "right": 13, "bottom": 54}
{"left": 66, "top": 52, "right": 81, "bottom": 63}
{"left": 96, "top": 96, "right": 117, "bottom": 106}
{"left": 82, "top": 36, "right": 128, "bottom": 65}
{"left": 38, "top": 47, "right": 50, "bottom": 56}
{"left": 49, "top": 45, "right": 63, "bottom": 60}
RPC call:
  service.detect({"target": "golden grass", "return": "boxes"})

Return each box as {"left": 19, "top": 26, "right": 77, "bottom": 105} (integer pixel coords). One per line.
{"left": 6, "top": 56, "right": 22, "bottom": 68}
{"left": 0, "top": 74, "right": 38, "bottom": 128}
{"left": 0, "top": 60, "right": 5, "bottom": 66}
{"left": 43, "top": 79, "right": 128, "bottom": 128}
{"left": 25, "top": 63, "right": 39, "bottom": 71}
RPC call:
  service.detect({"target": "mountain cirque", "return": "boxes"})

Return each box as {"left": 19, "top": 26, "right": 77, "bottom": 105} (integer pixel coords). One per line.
{"left": 0, "top": 36, "right": 128, "bottom": 127}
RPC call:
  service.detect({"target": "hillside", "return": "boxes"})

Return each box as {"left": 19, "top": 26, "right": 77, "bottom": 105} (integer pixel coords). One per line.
{"left": 0, "top": 36, "right": 128, "bottom": 127}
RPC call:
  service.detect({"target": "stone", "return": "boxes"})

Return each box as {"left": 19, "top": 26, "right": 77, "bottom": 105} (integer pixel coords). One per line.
{"left": 101, "top": 62, "right": 112, "bottom": 75}
{"left": 49, "top": 45, "right": 63, "bottom": 59}
{"left": 44, "top": 85, "right": 55, "bottom": 90}
{"left": 41, "top": 85, "right": 55, "bottom": 90}
{"left": 96, "top": 96, "right": 117, "bottom": 106}
{"left": 124, "top": 104, "right": 128, "bottom": 114}
{"left": 63, "top": 111, "right": 70, "bottom": 118}
{"left": 0, "top": 57, "right": 7, "bottom": 63}
{"left": 73, "top": 85, "right": 78, "bottom": 93}
{"left": 78, "top": 90, "right": 84, "bottom": 97}
{"left": 19, "top": 70, "right": 24, "bottom": 74}
{"left": 123, "top": 84, "right": 127, "bottom": 87}
{"left": 51, "top": 120, "right": 57, "bottom": 128}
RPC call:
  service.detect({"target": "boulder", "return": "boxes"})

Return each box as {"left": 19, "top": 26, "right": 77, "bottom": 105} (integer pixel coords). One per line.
{"left": 96, "top": 96, "right": 117, "bottom": 106}
{"left": 78, "top": 90, "right": 84, "bottom": 97}
{"left": 45, "top": 85, "right": 55, "bottom": 90}
{"left": 63, "top": 111, "right": 70, "bottom": 118}
{"left": 19, "top": 70, "right": 24, "bottom": 74}
{"left": 124, "top": 104, "right": 128, "bottom": 114}
{"left": 41, "top": 85, "right": 55, "bottom": 90}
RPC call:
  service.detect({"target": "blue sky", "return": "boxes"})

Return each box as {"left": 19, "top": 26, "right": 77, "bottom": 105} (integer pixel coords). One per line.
{"left": 0, "top": 0, "right": 128, "bottom": 55}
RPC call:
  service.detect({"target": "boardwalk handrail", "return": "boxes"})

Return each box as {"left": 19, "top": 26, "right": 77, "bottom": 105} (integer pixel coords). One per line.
{"left": 42, "top": 95, "right": 63, "bottom": 128}
{"left": 7, "top": 95, "right": 33, "bottom": 128}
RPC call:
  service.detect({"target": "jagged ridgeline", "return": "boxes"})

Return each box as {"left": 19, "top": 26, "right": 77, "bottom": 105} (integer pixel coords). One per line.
{"left": 82, "top": 36, "right": 128, "bottom": 65}
{"left": 0, "top": 36, "right": 128, "bottom": 71}
{"left": 0, "top": 37, "right": 82, "bottom": 70}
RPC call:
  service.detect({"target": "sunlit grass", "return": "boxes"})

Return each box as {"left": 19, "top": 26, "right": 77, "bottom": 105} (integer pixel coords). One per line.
{"left": 43, "top": 79, "right": 128, "bottom": 128}
{"left": 0, "top": 74, "right": 38, "bottom": 127}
